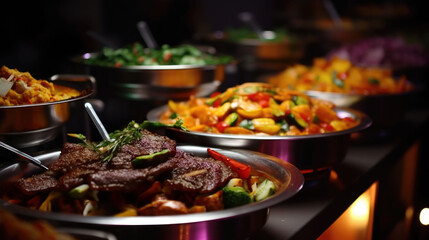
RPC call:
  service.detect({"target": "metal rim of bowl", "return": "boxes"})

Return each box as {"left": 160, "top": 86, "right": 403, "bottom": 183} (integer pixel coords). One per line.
{"left": 146, "top": 105, "right": 373, "bottom": 140}
{"left": 71, "top": 53, "right": 234, "bottom": 71}
{"left": 0, "top": 75, "right": 96, "bottom": 110}
{"left": 0, "top": 145, "right": 304, "bottom": 226}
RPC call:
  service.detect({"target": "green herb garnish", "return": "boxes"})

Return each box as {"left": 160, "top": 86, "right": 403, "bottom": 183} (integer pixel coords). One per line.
{"left": 68, "top": 120, "right": 187, "bottom": 163}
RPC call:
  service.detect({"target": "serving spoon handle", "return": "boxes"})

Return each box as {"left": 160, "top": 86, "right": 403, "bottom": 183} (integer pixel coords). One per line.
{"left": 84, "top": 102, "right": 111, "bottom": 141}
{"left": 0, "top": 141, "right": 49, "bottom": 170}
{"left": 136, "top": 21, "right": 158, "bottom": 49}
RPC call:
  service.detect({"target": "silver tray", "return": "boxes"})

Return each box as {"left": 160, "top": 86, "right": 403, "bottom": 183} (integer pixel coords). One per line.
{"left": 0, "top": 145, "right": 304, "bottom": 240}
{"left": 147, "top": 106, "right": 372, "bottom": 176}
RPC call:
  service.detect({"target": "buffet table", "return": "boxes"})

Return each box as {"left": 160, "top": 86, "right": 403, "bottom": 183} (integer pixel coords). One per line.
{"left": 250, "top": 108, "right": 429, "bottom": 239}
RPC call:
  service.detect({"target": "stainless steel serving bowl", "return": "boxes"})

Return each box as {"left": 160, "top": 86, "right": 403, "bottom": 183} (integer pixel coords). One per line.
{"left": 147, "top": 106, "right": 371, "bottom": 177}
{"left": 0, "top": 75, "right": 95, "bottom": 148}
{"left": 207, "top": 31, "right": 306, "bottom": 61}
{"left": 304, "top": 90, "right": 416, "bottom": 139}
{"left": 0, "top": 145, "right": 303, "bottom": 240}
{"left": 71, "top": 53, "right": 228, "bottom": 101}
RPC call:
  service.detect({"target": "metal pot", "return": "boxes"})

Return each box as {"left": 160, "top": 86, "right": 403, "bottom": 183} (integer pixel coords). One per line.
{"left": 0, "top": 145, "right": 304, "bottom": 240}
{"left": 71, "top": 53, "right": 228, "bottom": 101}
{"left": 0, "top": 75, "right": 95, "bottom": 148}
{"left": 147, "top": 106, "right": 371, "bottom": 177}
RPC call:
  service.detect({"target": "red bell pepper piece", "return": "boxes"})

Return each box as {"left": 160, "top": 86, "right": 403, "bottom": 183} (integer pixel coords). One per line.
{"left": 247, "top": 92, "right": 270, "bottom": 108}
{"left": 216, "top": 121, "right": 229, "bottom": 133}
{"left": 207, "top": 148, "right": 251, "bottom": 178}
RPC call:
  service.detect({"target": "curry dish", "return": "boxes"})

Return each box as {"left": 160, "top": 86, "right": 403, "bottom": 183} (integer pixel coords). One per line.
{"left": 0, "top": 66, "right": 80, "bottom": 106}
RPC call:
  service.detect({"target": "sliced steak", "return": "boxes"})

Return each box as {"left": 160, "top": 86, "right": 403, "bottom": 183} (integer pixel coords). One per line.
{"left": 16, "top": 171, "right": 59, "bottom": 195}
{"left": 88, "top": 169, "right": 151, "bottom": 192}
{"left": 49, "top": 143, "right": 103, "bottom": 174}
{"left": 58, "top": 169, "right": 97, "bottom": 190}
{"left": 110, "top": 129, "right": 177, "bottom": 169}
{"left": 165, "top": 150, "right": 236, "bottom": 194}
{"left": 88, "top": 157, "right": 177, "bottom": 192}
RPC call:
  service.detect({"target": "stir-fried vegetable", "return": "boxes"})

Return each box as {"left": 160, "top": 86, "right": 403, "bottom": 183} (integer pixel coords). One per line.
{"left": 222, "top": 177, "right": 277, "bottom": 208}
{"left": 222, "top": 186, "right": 251, "bottom": 208}
{"left": 269, "top": 57, "right": 413, "bottom": 94}
{"left": 159, "top": 82, "right": 359, "bottom": 136}
{"left": 85, "top": 43, "right": 233, "bottom": 67}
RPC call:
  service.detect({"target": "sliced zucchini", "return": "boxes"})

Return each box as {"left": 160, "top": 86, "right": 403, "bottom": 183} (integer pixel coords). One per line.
{"left": 224, "top": 112, "right": 239, "bottom": 126}
{"left": 132, "top": 149, "right": 171, "bottom": 168}
{"left": 287, "top": 113, "right": 308, "bottom": 129}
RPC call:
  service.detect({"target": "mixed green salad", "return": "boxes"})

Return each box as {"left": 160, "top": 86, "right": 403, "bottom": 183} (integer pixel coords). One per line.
{"left": 84, "top": 43, "right": 234, "bottom": 67}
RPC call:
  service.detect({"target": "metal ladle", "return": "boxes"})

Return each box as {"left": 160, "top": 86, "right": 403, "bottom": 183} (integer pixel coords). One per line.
{"left": 84, "top": 102, "right": 111, "bottom": 141}
{"left": 0, "top": 102, "right": 110, "bottom": 171}
{"left": 0, "top": 141, "right": 49, "bottom": 170}
{"left": 136, "top": 21, "right": 158, "bottom": 49}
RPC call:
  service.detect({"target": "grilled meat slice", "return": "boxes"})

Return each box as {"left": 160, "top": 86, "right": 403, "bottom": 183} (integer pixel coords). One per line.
{"left": 16, "top": 171, "right": 59, "bottom": 195}
{"left": 88, "top": 169, "right": 151, "bottom": 192}
{"left": 49, "top": 143, "right": 103, "bottom": 174}
{"left": 110, "top": 129, "right": 177, "bottom": 169}
{"left": 88, "top": 158, "right": 176, "bottom": 192}
{"left": 58, "top": 169, "right": 97, "bottom": 190}
{"left": 165, "top": 150, "right": 236, "bottom": 194}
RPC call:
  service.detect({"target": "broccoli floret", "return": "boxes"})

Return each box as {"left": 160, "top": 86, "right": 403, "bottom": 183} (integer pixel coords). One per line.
{"left": 222, "top": 186, "right": 251, "bottom": 208}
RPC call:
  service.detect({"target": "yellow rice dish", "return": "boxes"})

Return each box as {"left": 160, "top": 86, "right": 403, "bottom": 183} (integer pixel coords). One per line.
{"left": 0, "top": 66, "right": 80, "bottom": 106}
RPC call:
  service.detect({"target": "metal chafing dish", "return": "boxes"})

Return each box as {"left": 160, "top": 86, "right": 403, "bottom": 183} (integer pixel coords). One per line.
{"left": 147, "top": 106, "right": 371, "bottom": 178}
{"left": 304, "top": 90, "right": 417, "bottom": 139}
{"left": 0, "top": 145, "right": 304, "bottom": 240}
{"left": 71, "top": 52, "right": 228, "bottom": 101}
{"left": 0, "top": 75, "right": 95, "bottom": 148}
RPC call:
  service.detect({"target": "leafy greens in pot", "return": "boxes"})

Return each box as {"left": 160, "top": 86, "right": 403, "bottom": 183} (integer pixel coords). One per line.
{"left": 85, "top": 43, "right": 234, "bottom": 67}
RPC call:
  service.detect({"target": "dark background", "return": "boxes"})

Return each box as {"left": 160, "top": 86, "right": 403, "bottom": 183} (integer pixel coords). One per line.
{"left": 1, "top": 0, "right": 428, "bottom": 79}
{"left": 0, "top": 1, "right": 428, "bottom": 238}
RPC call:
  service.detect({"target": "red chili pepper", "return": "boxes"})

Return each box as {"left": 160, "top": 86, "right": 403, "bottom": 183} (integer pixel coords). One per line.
{"left": 207, "top": 148, "right": 251, "bottom": 178}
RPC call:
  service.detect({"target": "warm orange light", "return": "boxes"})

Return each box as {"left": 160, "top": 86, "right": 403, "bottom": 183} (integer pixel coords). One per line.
{"left": 318, "top": 182, "right": 377, "bottom": 240}
{"left": 350, "top": 194, "right": 370, "bottom": 225}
